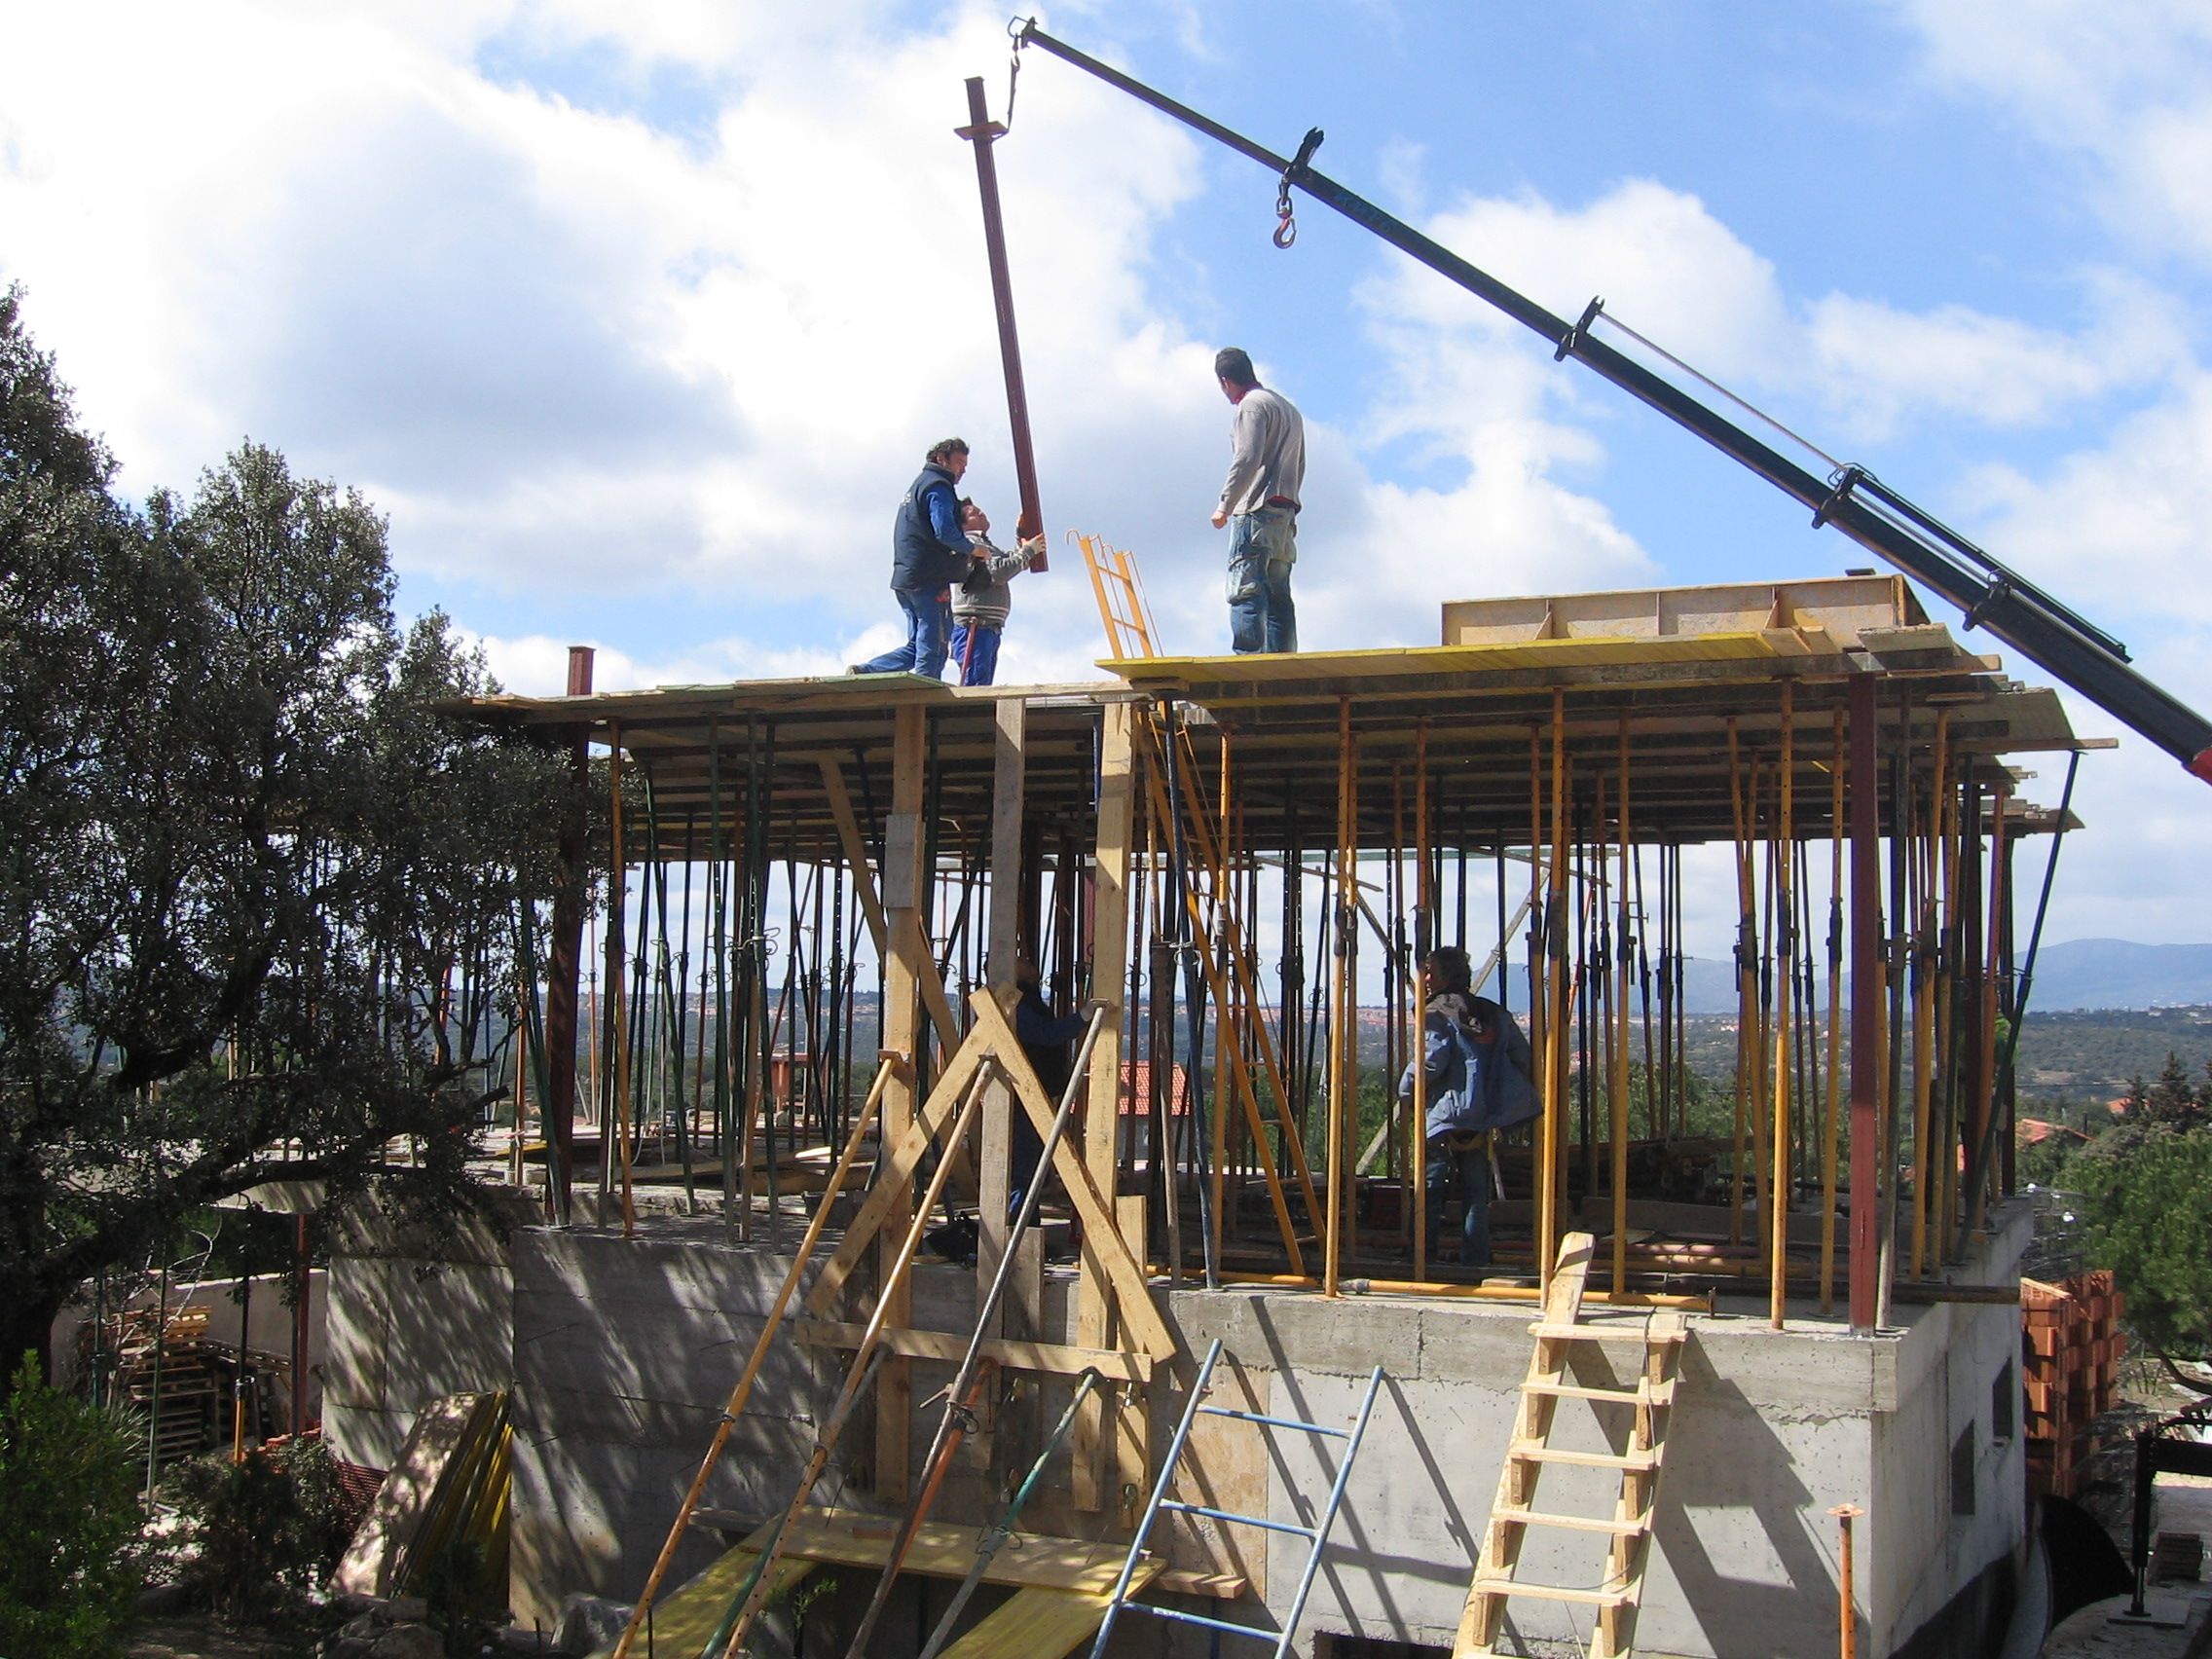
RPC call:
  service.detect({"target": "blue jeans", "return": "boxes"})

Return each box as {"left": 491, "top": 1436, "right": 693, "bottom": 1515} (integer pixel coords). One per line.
{"left": 857, "top": 586, "right": 952, "bottom": 678}
{"left": 949, "top": 620, "right": 1002, "bottom": 685}
{"left": 1227, "top": 507, "right": 1297, "bottom": 654}
{"left": 1425, "top": 1134, "right": 1492, "bottom": 1269}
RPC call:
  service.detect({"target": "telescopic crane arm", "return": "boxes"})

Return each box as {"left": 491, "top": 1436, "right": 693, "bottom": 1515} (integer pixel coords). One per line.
{"left": 1013, "top": 18, "right": 2212, "bottom": 785}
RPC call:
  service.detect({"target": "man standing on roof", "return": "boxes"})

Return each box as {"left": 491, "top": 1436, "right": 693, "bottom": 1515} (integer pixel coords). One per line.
{"left": 1209, "top": 347, "right": 1306, "bottom": 655}
{"left": 853, "top": 437, "right": 981, "bottom": 679}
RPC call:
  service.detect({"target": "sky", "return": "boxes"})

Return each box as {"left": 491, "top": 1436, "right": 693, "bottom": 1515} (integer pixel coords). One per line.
{"left": 5, "top": 0, "right": 2212, "bottom": 962}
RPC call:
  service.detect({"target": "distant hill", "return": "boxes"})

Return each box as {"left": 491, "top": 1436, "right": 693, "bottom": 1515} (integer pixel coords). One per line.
{"left": 1661, "top": 939, "right": 2212, "bottom": 1015}
{"left": 2015, "top": 939, "right": 2212, "bottom": 1011}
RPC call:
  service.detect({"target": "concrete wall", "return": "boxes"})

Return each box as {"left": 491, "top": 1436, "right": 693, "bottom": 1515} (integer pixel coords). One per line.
{"left": 327, "top": 1198, "right": 2034, "bottom": 1655}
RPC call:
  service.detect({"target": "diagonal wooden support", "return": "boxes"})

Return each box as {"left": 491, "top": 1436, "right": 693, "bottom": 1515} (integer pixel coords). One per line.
{"left": 820, "top": 756, "right": 962, "bottom": 1053}
{"left": 965, "top": 989, "right": 1175, "bottom": 1361}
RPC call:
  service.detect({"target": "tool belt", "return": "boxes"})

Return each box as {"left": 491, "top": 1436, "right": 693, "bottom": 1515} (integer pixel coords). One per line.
{"left": 1434, "top": 1129, "right": 1489, "bottom": 1153}
{"left": 1263, "top": 495, "right": 1301, "bottom": 511}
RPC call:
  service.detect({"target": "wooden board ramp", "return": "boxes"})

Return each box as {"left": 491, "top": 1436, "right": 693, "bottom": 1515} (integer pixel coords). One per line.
{"left": 1455, "top": 1233, "right": 1686, "bottom": 1659}
{"left": 589, "top": 1508, "right": 1160, "bottom": 1659}
{"left": 331, "top": 1390, "right": 510, "bottom": 1600}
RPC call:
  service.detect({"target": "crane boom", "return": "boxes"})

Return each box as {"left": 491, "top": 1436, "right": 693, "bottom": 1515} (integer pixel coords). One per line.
{"left": 1014, "top": 20, "right": 2212, "bottom": 784}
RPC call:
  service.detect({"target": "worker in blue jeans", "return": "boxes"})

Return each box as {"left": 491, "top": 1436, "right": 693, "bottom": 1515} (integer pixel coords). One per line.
{"left": 1399, "top": 946, "right": 1537, "bottom": 1271}
{"left": 853, "top": 437, "right": 979, "bottom": 679}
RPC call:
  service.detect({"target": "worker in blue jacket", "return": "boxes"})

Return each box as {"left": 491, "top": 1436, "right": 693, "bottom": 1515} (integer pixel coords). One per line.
{"left": 853, "top": 437, "right": 982, "bottom": 679}
{"left": 1399, "top": 945, "right": 1538, "bottom": 1272}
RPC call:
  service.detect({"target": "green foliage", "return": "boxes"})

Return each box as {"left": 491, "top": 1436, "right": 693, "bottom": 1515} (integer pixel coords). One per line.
{"left": 0, "top": 289, "right": 579, "bottom": 1374}
{"left": 163, "top": 1437, "right": 355, "bottom": 1624}
{"left": 2073, "top": 1125, "right": 2212, "bottom": 1359}
{"left": 0, "top": 1355, "right": 145, "bottom": 1658}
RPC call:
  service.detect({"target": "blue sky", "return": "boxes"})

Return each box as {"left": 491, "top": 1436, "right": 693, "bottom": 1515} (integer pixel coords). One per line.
{"left": 6, "top": 0, "right": 2212, "bottom": 956}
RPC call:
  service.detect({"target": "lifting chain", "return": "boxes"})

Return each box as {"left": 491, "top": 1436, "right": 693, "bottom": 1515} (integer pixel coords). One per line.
{"left": 1273, "top": 125, "right": 1325, "bottom": 248}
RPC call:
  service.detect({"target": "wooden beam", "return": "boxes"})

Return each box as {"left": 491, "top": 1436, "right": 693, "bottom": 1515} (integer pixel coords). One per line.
{"left": 819, "top": 756, "right": 961, "bottom": 1053}
{"left": 791, "top": 1319, "right": 1153, "bottom": 1385}
{"left": 964, "top": 992, "right": 1173, "bottom": 1359}
{"left": 876, "top": 702, "right": 927, "bottom": 1501}
{"left": 1075, "top": 700, "right": 1135, "bottom": 1512}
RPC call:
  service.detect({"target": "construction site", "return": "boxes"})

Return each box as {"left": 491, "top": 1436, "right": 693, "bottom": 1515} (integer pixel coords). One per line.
{"left": 302, "top": 24, "right": 2212, "bottom": 1659}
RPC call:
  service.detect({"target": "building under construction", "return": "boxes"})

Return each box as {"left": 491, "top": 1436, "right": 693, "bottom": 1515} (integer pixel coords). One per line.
{"left": 323, "top": 569, "right": 2091, "bottom": 1657}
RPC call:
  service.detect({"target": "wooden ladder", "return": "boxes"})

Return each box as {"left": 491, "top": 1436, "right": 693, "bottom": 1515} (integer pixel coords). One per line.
{"left": 1455, "top": 1232, "right": 1686, "bottom": 1659}
{"left": 1077, "top": 530, "right": 1161, "bottom": 660}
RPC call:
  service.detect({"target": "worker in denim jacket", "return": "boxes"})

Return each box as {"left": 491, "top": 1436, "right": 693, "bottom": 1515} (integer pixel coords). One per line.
{"left": 1399, "top": 946, "right": 1537, "bottom": 1272}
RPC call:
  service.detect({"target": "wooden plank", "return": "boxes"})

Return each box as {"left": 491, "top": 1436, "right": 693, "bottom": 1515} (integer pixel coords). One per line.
{"left": 977, "top": 696, "right": 1026, "bottom": 1371}
{"left": 790, "top": 1319, "right": 1153, "bottom": 1384}
{"left": 819, "top": 756, "right": 959, "bottom": 1052}
{"left": 732, "top": 1509, "right": 1158, "bottom": 1598}
{"left": 877, "top": 702, "right": 928, "bottom": 1503}
{"left": 587, "top": 1544, "right": 815, "bottom": 1659}
{"left": 937, "top": 1584, "right": 1124, "bottom": 1659}
{"left": 801, "top": 1038, "right": 987, "bottom": 1318}
{"left": 1074, "top": 699, "right": 1135, "bottom": 1512}
{"left": 332, "top": 1392, "right": 497, "bottom": 1597}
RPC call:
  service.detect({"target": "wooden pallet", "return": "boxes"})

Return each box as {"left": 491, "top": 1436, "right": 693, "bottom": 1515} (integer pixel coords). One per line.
{"left": 1455, "top": 1232, "right": 1686, "bottom": 1659}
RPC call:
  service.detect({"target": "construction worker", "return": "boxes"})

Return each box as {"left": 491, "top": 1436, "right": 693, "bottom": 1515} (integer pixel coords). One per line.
{"left": 1209, "top": 346, "right": 1306, "bottom": 654}
{"left": 1400, "top": 945, "right": 1537, "bottom": 1271}
{"left": 948, "top": 498, "right": 1045, "bottom": 686}
{"left": 853, "top": 437, "right": 977, "bottom": 679}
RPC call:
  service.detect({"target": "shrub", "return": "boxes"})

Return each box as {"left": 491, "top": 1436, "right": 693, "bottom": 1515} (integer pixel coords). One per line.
{"left": 0, "top": 1354, "right": 146, "bottom": 1658}
{"left": 165, "top": 1436, "right": 357, "bottom": 1623}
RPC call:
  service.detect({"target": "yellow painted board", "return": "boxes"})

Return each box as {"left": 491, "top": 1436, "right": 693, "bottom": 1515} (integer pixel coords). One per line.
{"left": 733, "top": 1508, "right": 1161, "bottom": 1598}
{"left": 584, "top": 1544, "right": 814, "bottom": 1659}
{"left": 1101, "top": 632, "right": 1781, "bottom": 684}
{"left": 937, "top": 1583, "right": 1135, "bottom": 1659}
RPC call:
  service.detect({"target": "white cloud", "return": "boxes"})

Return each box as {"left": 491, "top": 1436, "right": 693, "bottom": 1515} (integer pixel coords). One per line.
{"left": 1895, "top": 0, "right": 2212, "bottom": 268}
{"left": 1955, "top": 368, "right": 2212, "bottom": 627}
{"left": 1806, "top": 274, "right": 2175, "bottom": 437}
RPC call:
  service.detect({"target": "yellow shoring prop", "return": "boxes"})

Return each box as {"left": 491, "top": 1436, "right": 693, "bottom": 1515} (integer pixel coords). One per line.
{"left": 608, "top": 724, "right": 637, "bottom": 1235}
{"left": 716, "top": 1057, "right": 997, "bottom": 1658}
{"left": 1541, "top": 691, "right": 1569, "bottom": 1292}
{"left": 1770, "top": 682, "right": 1795, "bottom": 1330}
{"left": 608, "top": 1052, "right": 899, "bottom": 1659}
{"left": 1726, "top": 719, "right": 1753, "bottom": 1247}
{"left": 1413, "top": 720, "right": 1431, "bottom": 1283}
{"left": 1821, "top": 710, "right": 1846, "bottom": 1314}
{"left": 1325, "top": 698, "right": 1357, "bottom": 1297}
{"left": 1210, "top": 734, "right": 1233, "bottom": 1262}
{"left": 1611, "top": 720, "right": 1633, "bottom": 1298}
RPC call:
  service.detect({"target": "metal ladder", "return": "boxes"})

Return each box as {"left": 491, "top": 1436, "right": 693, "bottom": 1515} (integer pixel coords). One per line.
{"left": 1089, "top": 1337, "right": 1386, "bottom": 1658}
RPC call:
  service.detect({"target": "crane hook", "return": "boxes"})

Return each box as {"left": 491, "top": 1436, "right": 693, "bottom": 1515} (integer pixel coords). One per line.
{"left": 1273, "top": 126, "right": 1325, "bottom": 249}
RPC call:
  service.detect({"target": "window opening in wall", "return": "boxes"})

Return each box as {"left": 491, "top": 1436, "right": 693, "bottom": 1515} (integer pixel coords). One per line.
{"left": 1318, "top": 1638, "right": 1452, "bottom": 1658}
{"left": 1951, "top": 1421, "right": 1977, "bottom": 1516}
{"left": 1993, "top": 1356, "right": 2016, "bottom": 1442}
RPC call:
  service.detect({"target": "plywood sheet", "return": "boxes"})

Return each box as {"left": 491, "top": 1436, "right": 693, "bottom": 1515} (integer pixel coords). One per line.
{"left": 584, "top": 1544, "right": 814, "bottom": 1659}
{"left": 937, "top": 1584, "right": 1124, "bottom": 1659}
{"left": 735, "top": 1508, "right": 1161, "bottom": 1598}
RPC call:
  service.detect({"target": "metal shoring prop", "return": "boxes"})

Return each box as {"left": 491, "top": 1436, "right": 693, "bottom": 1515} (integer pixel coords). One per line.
{"left": 1770, "top": 682, "right": 1795, "bottom": 1330}
{"left": 1821, "top": 711, "right": 1847, "bottom": 1313}
{"left": 839, "top": 1006, "right": 1115, "bottom": 1659}
{"left": 1325, "top": 697, "right": 1356, "bottom": 1297}
{"left": 956, "top": 75, "right": 1048, "bottom": 564}
{"left": 1878, "top": 739, "right": 1913, "bottom": 1331}
{"left": 1725, "top": 719, "right": 1752, "bottom": 1245}
{"left": 715, "top": 1058, "right": 1002, "bottom": 1658}
{"left": 1541, "top": 693, "right": 1569, "bottom": 1287}
{"left": 1612, "top": 720, "right": 1633, "bottom": 1297}
{"left": 1413, "top": 721, "right": 1431, "bottom": 1283}
{"left": 1908, "top": 710, "right": 1946, "bottom": 1275}
{"left": 1158, "top": 696, "right": 1220, "bottom": 1287}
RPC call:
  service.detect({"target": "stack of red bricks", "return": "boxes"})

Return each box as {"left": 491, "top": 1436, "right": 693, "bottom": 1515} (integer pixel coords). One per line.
{"left": 2023, "top": 1270, "right": 2126, "bottom": 1498}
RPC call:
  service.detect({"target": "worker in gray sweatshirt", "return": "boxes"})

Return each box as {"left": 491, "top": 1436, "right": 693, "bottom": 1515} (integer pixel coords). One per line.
{"left": 949, "top": 499, "right": 1045, "bottom": 685}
